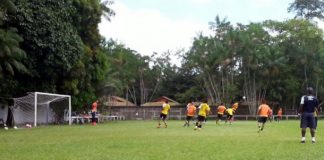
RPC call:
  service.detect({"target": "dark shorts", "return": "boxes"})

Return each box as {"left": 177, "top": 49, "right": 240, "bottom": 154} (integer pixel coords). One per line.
{"left": 160, "top": 113, "right": 167, "bottom": 120}
{"left": 300, "top": 112, "right": 316, "bottom": 129}
{"left": 258, "top": 117, "right": 268, "bottom": 123}
{"left": 217, "top": 114, "right": 223, "bottom": 119}
{"left": 186, "top": 116, "right": 194, "bottom": 121}
{"left": 197, "top": 115, "right": 206, "bottom": 122}
{"left": 91, "top": 111, "right": 97, "bottom": 123}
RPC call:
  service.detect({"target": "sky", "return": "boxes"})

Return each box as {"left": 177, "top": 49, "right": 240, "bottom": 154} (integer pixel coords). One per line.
{"left": 99, "top": 0, "right": 295, "bottom": 65}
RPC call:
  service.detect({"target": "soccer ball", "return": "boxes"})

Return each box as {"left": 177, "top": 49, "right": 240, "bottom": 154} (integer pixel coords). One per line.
{"left": 4, "top": 127, "right": 8, "bottom": 130}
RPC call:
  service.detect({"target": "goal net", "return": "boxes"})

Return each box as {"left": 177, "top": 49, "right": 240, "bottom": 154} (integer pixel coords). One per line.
{"left": 13, "top": 92, "right": 71, "bottom": 126}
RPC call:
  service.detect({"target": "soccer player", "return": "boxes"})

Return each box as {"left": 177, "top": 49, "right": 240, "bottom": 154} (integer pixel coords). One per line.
{"left": 277, "top": 107, "right": 283, "bottom": 122}
{"left": 157, "top": 100, "right": 171, "bottom": 128}
{"left": 299, "top": 87, "right": 319, "bottom": 143}
{"left": 257, "top": 99, "right": 271, "bottom": 132}
{"left": 183, "top": 101, "right": 196, "bottom": 127}
{"left": 225, "top": 107, "right": 234, "bottom": 125}
{"left": 91, "top": 100, "right": 98, "bottom": 126}
{"left": 232, "top": 102, "right": 239, "bottom": 112}
{"left": 216, "top": 103, "right": 226, "bottom": 125}
{"left": 194, "top": 99, "right": 210, "bottom": 130}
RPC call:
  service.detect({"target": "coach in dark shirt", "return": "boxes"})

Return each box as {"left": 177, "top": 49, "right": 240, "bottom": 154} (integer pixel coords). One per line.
{"left": 299, "top": 87, "right": 319, "bottom": 143}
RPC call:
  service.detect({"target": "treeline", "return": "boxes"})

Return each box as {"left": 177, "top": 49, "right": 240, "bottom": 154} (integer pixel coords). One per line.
{"left": 1, "top": 0, "right": 324, "bottom": 112}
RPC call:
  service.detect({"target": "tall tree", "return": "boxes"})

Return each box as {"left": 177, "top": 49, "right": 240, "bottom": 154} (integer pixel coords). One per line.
{"left": 0, "top": 0, "right": 28, "bottom": 78}
{"left": 288, "top": 0, "right": 324, "bottom": 20}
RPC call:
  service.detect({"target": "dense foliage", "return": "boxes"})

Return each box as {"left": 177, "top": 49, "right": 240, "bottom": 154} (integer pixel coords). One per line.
{"left": 1, "top": 0, "right": 324, "bottom": 113}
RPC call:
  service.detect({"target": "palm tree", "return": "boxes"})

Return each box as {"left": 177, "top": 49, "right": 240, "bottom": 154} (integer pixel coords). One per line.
{"left": 0, "top": 0, "right": 28, "bottom": 78}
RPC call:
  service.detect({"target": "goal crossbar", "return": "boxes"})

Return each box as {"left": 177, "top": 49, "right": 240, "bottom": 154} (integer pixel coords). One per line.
{"left": 34, "top": 92, "right": 71, "bottom": 126}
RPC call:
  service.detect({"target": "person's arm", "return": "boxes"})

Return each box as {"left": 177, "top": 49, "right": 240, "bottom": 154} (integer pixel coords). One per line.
{"left": 298, "top": 96, "right": 305, "bottom": 114}
{"left": 315, "top": 98, "right": 319, "bottom": 114}
{"left": 257, "top": 106, "right": 261, "bottom": 115}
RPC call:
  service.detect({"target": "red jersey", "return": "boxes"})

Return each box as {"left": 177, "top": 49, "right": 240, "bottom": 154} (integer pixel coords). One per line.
{"left": 92, "top": 101, "right": 98, "bottom": 112}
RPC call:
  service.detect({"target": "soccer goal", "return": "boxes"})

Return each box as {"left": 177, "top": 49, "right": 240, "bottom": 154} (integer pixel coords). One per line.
{"left": 13, "top": 92, "right": 71, "bottom": 126}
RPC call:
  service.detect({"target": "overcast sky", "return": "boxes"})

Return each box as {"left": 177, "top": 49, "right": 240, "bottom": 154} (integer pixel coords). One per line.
{"left": 99, "top": 0, "right": 295, "bottom": 65}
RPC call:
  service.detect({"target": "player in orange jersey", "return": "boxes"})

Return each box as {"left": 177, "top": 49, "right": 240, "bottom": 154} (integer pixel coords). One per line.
{"left": 257, "top": 99, "right": 271, "bottom": 132}
{"left": 232, "top": 102, "right": 239, "bottom": 112}
{"left": 91, "top": 100, "right": 99, "bottom": 126}
{"left": 216, "top": 103, "right": 226, "bottom": 125}
{"left": 183, "top": 101, "right": 196, "bottom": 127}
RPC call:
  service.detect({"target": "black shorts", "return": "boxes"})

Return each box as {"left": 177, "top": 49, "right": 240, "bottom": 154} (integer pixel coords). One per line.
{"left": 217, "top": 114, "right": 223, "bottom": 119}
{"left": 160, "top": 113, "right": 167, "bottom": 120}
{"left": 300, "top": 112, "right": 316, "bottom": 129}
{"left": 186, "top": 116, "right": 194, "bottom": 121}
{"left": 258, "top": 117, "right": 268, "bottom": 123}
{"left": 197, "top": 115, "right": 206, "bottom": 122}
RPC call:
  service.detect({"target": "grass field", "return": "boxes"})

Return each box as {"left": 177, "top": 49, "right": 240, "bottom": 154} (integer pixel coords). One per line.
{"left": 0, "top": 120, "right": 323, "bottom": 160}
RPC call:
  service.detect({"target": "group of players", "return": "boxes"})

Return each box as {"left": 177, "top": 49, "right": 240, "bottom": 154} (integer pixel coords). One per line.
{"left": 157, "top": 87, "right": 319, "bottom": 143}
{"left": 157, "top": 99, "right": 239, "bottom": 130}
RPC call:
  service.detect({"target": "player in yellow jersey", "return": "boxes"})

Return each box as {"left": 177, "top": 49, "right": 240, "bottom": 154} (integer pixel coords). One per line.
{"left": 194, "top": 99, "right": 210, "bottom": 130}
{"left": 257, "top": 99, "right": 271, "bottom": 132}
{"left": 216, "top": 103, "right": 226, "bottom": 125}
{"left": 183, "top": 101, "right": 196, "bottom": 127}
{"left": 157, "top": 100, "right": 171, "bottom": 128}
{"left": 225, "top": 107, "right": 234, "bottom": 125}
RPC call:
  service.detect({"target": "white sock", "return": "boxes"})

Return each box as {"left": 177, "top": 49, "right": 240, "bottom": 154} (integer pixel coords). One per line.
{"left": 312, "top": 137, "right": 316, "bottom": 141}
{"left": 301, "top": 137, "right": 306, "bottom": 141}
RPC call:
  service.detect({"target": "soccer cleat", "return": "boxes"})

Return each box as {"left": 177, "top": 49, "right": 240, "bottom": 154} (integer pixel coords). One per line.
{"left": 312, "top": 140, "right": 316, "bottom": 143}
{"left": 157, "top": 125, "right": 161, "bottom": 128}
{"left": 301, "top": 140, "right": 305, "bottom": 143}
{"left": 164, "top": 125, "right": 167, "bottom": 128}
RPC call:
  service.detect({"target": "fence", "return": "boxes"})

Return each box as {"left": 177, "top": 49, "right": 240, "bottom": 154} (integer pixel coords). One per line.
{"left": 98, "top": 106, "right": 323, "bottom": 121}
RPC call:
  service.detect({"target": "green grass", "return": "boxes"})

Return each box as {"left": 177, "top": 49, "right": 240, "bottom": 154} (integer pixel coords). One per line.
{"left": 0, "top": 120, "right": 323, "bottom": 160}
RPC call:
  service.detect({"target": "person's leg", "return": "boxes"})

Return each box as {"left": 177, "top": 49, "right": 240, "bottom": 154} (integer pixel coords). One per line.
{"left": 258, "top": 122, "right": 262, "bottom": 132}
{"left": 216, "top": 116, "right": 219, "bottom": 124}
{"left": 301, "top": 128, "right": 306, "bottom": 143}
{"left": 184, "top": 116, "right": 190, "bottom": 127}
{"left": 300, "top": 113, "right": 307, "bottom": 143}
{"left": 311, "top": 128, "right": 316, "bottom": 143}
{"left": 309, "top": 115, "right": 316, "bottom": 143}
{"left": 157, "top": 114, "right": 162, "bottom": 128}
{"left": 229, "top": 115, "right": 233, "bottom": 125}
{"left": 257, "top": 117, "right": 263, "bottom": 132}
{"left": 163, "top": 116, "right": 167, "bottom": 128}
{"left": 187, "top": 117, "right": 192, "bottom": 127}
{"left": 91, "top": 112, "right": 96, "bottom": 125}
{"left": 261, "top": 122, "right": 265, "bottom": 131}
{"left": 198, "top": 120, "right": 202, "bottom": 129}
{"left": 195, "top": 116, "right": 203, "bottom": 130}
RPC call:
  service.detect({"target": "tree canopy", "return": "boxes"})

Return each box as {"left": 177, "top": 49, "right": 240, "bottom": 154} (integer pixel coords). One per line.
{"left": 1, "top": 0, "right": 324, "bottom": 114}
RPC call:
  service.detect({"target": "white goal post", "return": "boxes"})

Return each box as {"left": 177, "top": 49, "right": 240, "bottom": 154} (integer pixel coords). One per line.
{"left": 13, "top": 92, "right": 71, "bottom": 126}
